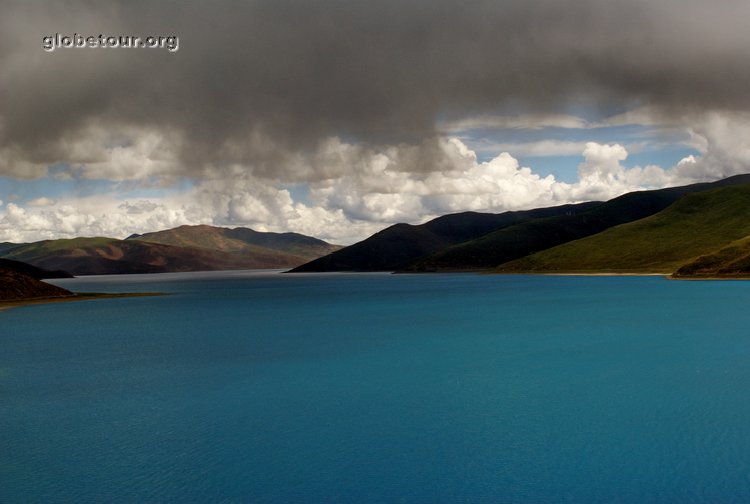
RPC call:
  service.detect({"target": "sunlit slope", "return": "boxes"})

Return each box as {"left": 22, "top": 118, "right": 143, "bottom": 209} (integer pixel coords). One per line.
{"left": 131, "top": 224, "right": 341, "bottom": 259}
{"left": 0, "top": 227, "right": 342, "bottom": 275}
{"left": 497, "top": 184, "right": 750, "bottom": 273}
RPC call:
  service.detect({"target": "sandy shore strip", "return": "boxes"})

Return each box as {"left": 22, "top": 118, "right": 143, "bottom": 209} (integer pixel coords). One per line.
{"left": 0, "top": 292, "right": 165, "bottom": 312}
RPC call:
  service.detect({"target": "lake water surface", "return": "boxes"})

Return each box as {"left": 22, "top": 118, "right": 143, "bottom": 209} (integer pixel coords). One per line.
{"left": 2, "top": 271, "right": 750, "bottom": 503}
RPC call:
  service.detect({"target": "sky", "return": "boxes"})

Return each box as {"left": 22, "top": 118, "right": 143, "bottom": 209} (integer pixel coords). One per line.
{"left": 1, "top": 0, "right": 750, "bottom": 245}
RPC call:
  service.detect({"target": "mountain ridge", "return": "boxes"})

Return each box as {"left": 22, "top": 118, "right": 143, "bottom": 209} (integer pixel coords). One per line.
{"left": 0, "top": 225, "right": 340, "bottom": 276}
{"left": 130, "top": 224, "right": 340, "bottom": 258}
{"left": 291, "top": 202, "right": 601, "bottom": 272}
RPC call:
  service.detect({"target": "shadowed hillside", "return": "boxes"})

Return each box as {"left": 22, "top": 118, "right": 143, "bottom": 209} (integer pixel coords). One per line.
{"left": 0, "top": 264, "right": 73, "bottom": 302}
{"left": 291, "top": 203, "right": 601, "bottom": 272}
{"left": 0, "top": 243, "right": 22, "bottom": 255}
{"left": 0, "top": 258, "right": 73, "bottom": 279}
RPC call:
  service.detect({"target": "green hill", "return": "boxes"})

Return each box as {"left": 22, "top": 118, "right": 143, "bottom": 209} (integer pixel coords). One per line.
{"left": 498, "top": 184, "right": 750, "bottom": 274}
{"left": 672, "top": 235, "right": 750, "bottom": 278}
{"left": 404, "top": 175, "right": 750, "bottom": 272}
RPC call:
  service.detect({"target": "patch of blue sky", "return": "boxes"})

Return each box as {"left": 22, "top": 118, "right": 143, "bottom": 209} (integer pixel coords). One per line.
{"left": 282, "top": 182, "right": 312, "bottom": 206}
{"left": 514, "top": 144, "right": 700, "bottom": 184}
{"left": 514, "top": 156, "right": 581, "bottom": 183}
{"left": 0, "top": 164, "right": 196, "bottom": 206}
{"left": 0, "top": 175, "right": 113, "bottom": 205}
{"left": 625, "top": 145, "right": 700, "bottom": 171}
{"left": 458, "top": 123, "right": 697, "bottom": 183}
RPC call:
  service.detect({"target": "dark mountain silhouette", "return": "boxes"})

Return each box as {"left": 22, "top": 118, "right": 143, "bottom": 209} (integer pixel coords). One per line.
{"left": 290, "top": 202, "right": 601, "bottom": 272}
{"left": 0, "top": 262, "right": 73, "bottom": 302}
{"left": 0, "top": 258, "right": 73, "bottom": 279}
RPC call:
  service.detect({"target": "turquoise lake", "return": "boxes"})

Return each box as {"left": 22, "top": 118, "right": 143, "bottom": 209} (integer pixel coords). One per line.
{"left": 2, "top": 271, "right": 750, "bottom": 503}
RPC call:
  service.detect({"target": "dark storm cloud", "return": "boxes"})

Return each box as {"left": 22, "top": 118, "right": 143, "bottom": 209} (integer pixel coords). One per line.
{"left": 2, "top": 0, "right": 750, "bottom": 177}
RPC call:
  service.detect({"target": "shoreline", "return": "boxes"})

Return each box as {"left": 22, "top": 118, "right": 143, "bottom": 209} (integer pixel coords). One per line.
{"left": 0, "top": 292, "right": 165, "bottom": 312}
{"left": 541, "top": 272, "right": 668, "bottom": 277}
{"left": 667, "top": 275, "right": 750, "bottom": 281}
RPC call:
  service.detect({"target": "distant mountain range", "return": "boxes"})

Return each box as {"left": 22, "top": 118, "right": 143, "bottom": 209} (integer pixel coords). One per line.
{"left": 0, "top": 225, "right": 341, "bottom": 276}
{"left": 293, "top": 174, "right": 750, "bottom": 278}
{"left": 5, "top": 175, "right": 750, "bottom": 280}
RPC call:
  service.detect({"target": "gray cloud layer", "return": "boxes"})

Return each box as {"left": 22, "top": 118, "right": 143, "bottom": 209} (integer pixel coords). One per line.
{"left": 2, "top": 0, "right": 750, "bottom": 179}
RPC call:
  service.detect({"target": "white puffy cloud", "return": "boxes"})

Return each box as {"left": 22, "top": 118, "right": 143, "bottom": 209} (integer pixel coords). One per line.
{"left": 190, "top": 175, "right": 299, "bottom": 230}
{"left": 285, "top": 204, "right": 384, "bottom": 245}
{"left": 0, "top": 138, "right": 701, "bottom": 244}
{"left": 306, "top": 138, "right": 688, "bottom": 228}
{"left": 562, "top": 142, "right": 679, "bottom": 201}
{"left": 681, "top": 111, "right": 750, "bottom": 178}
{"left": 578, "top": 142, "right": 628, "bottom": 178}
{"left": 599, "top": 108, "right": 750, "bottom": 182}
{"left": 3, "top": 108, "right": 750, "bottom": 246}
{"left": 1, "top": 202, "right": 97, "bottom": 241}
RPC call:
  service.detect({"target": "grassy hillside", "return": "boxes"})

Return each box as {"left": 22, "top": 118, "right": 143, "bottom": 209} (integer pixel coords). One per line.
{"left": 672, "top": 235, "right": 750, "bottom": 278}
{"left": 224, "top": 227, "right": 341, "bottom": 257}
{"left": 291, "top": 203, "right": 601, "bottom": 272}
{"left": 131, "top": 225, "right": 340, "bottom": 260}
{"left": 0, "top": 226, "right": 341, "bottom": 275}
{"left": 2, "top": 237, "right": 320, "bottom": 275}
{"left": 498, "top": 184, "right": 750, "bottom": 273}
{"left": 3, "top": 237, "right": 115, "bottom": 256}
{"left": 130, "top": 225, "right": 247, "bottom": 251}
{"left": 405, "top": 177, "right": 750, "bottom": 272}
